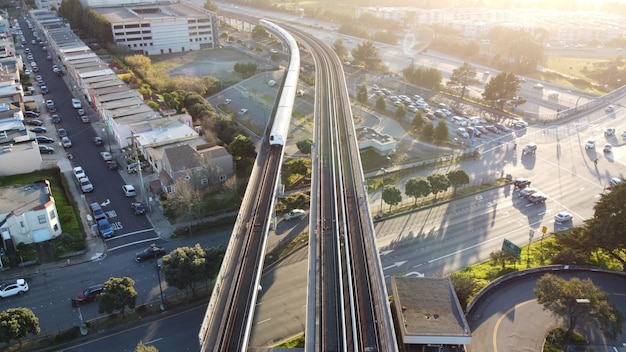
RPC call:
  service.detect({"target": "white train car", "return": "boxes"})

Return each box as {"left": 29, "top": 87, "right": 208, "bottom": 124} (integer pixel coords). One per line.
{"left": 260, "top": 19, "right": 300, "bottom": 146}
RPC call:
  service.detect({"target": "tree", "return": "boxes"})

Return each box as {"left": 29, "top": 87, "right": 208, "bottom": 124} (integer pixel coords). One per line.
{"left": 447, "top": 63, "right": 480, "bottom": 99}
{"left": 434, "top": 120, "right": 449, "bottom": 142}
{"left": 382, "top": 186, "right": 402, "bottom": 211}
{"left": 411, "top": 111, "right": 425, "bottom": 130}
{"left": 135, "top": 341, "right": 159, "bottom": 352}
{"left": 490, "top": 250, "right": 518, "bottom": 269}
{"left": 482, "top": 72, "right": 520, "bottom": 109}
{"left": 0, "top": 308, "right": 40, "bottom": 347}
{"left": 551, "top": 227, "right": 594, "bottom": 266}
{"left": 404, "top": 177, "right": 431, "bottom": 205}
{"left": 535, "top": 274, "right": 624, "bottom": 343}
{"left": 227, "top": 134, "right": 256, "bottom": 159}
{"left": 138, "top": 84, "right": 152, "bottom": 100}
{"left": 402, "top": 61, "right": 443, "bottom": 90}
{"left": 287, "top": 158, "right": 310, "bottom": 176}
{"left": 394, "top": 105, "right": 406, "bottom": 119}
{"left": 427, "top": 174, "right": 450, "bottom": 199}
{"left": 375, "top": 95, "right": 386, "bottom": 112}
{"left": 356, "top": 85, "right": 368, "bottom": 105}
{"left": 332, "top": 39, "right": 349, "bottom": 61}
{"left": 167, "top": 175, "right": 204, "bottom": 233}
{"left": 421, "top": 121, "right": 434, "bottom": 141}
{"left": 582, "top": 183, "right": 626, "bottom": 268}
{"left": 162, "top": 244, "right": 208, "bottom": 295}
{"left": 351, "top": 40, "right": 382, "bottom": 70}
{"left": 447, "top": 169, "right": 470, "bottom": 193}
{"left": 448, "top": 272, "right": 480, "bottom": 311}
{"left": 204, "top": 245, "right": 226, "bottom": 280}
{"left": 203, "top": 0, "right": 217, "bottom": 11}
{"left": 296, "top": 138, "right": 313, "bottom": 154}
{"left": 98, "top": 277, "right": 137, "bottom": 318}
{"left": 251, "top": 25, "right": 269, "bottom": 40}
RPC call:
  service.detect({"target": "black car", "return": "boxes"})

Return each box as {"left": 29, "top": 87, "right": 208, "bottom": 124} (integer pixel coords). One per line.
{"left": 485, "top": 125, "right": 500, "bottom": 133}
{"left": 24, "top": 110, "right": 39, "bottom": 118}
{"left": 52, "top": 114, "right": 61, "bottom": 124}
{"left": 25, "top": 119, "right": 43, "bottom": 126}
{"left": 106, "top": 160, "right": 118, "bottom": 170}
{"left": 38, "top": 145, "right": 54, "bottom": 154}
{"left": 30, "top": 127, "right": 47, "bottom": 133}
{"left": 135, "top": 244, "right": 166, "bottom": 262}
{"left": 131, "top": 202, "right": 146, "bottom": 215}
{"left": 513, "top": 178, "right": 532, "bottom": 189}
{"left": 36, "top": 136, "right": 54, "bottom": 144}
{"left": 72, "top": 284, "right": 104, "bottom": 307}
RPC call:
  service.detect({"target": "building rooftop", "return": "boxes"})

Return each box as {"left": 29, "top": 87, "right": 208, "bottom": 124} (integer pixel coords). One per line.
{"left": 0, "top": 180, "right": 51, "bottom": 218}
{"left": 96, "top": 2, "right": 213, "bottom": 23}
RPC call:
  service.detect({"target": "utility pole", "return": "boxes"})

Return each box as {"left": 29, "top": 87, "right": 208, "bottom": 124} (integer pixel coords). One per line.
{"left": 127, "top": 133, "right": 144, "bottom": 201}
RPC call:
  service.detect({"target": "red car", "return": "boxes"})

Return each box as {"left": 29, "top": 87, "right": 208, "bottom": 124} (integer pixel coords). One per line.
{"left": 72, "top": 284, "right": 104, "bottom": 307}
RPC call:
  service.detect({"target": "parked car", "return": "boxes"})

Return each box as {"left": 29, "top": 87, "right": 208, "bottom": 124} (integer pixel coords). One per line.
{"left": 98, "top": 218, "right": 114, "bottom": 238}
{"left": 485, "top": 125, "right": 500, "bottom": 134}
{"left": 24, "top": 110, "right": 39, "bottom": 118}
{"left": 514, "top": 178, "right": 532, "bottom": 189}
{"left": 71, "top": 98, "right": 82, "bottom": 109}
{"left": 475, "top": 126, "right": 488, "bottom": 134}
{"left": 45, "top": 99, "right": 56, "bottom": 112}
{"left": 72, "top": 284, "right": 104, "bottom": 307}
{"left": 609, "top": 177, "right": 623, "bottom": 187}
{"left": 30, "top": 127, "right": 47, "bottom": 133}
{"left": 283, "top": 209, "right": 305, "bottom": 221}
{"left": 73, "top": 166, "right": 86, "bottom": 180}
{"left": 81, "top": 115, "right": 90, "bottom": 123}
{"left": 131, "top": 202, "right": 146, "bottom": 215}
{"left": 605, "top": 105, "right": 614, "bottom": 112}
{"left": 106, "top": 161, "right": 118, "bottom": 170}
{"left": 90, "top": 202, "right": 106, "bottom": 221}
{"left": 135, "top": 244, "right": 166, "bottom": 262}
{"left": 100, "top": 152, "right": 112, "bottom": 161}
{"left": 603, "top": 144, "right": 612, "bottom": 153}
{"left": 51, "top": 114, "right": 61, "bottom": 124}
{"left": 36, "top": 136, "right": 54, "bottom": 144}
{"left": 456, "top": 128, "right": 469, "bottom": 138}
{"left": 122, "top": 184, "right": 136, "bottom": 197}
{"left": 79, "top": 177, "right": 93, "bottom": 193}
{"left": 25, "top": 119, "right": 43, "bottom": 126}
{"left": 466, "top": 126, "right": 481, "bottom": 137}
{"left": 495, "top": 123, "right": 511, "bottom": 133}
{"left": 223, "top": 98, "right": 231, "bottom": 105}
{"left": 0, "top": 279, "right": 29, "bottom": 298}
{"left": 93, "top": 136, "right": 103, "bottom": 145}
{"left": 512, "top": 120, "right": 528, "bottom": 128}
{"left": 522, "top": 143, "right": 537, "bottom": 155}
{"left": 39, "top": 145, "right": 54, "bottom": 154}
{"left": 584, "top": 139, "right": 595, "bottom": 149}
{"left": 58, "top": 128, "right": 68, "bottom": 138}
{"left": 61, "top": 136, "right": 72, "bottom": 148}
{"left": 554, "top": 212, "right": 573, "bottom": 223}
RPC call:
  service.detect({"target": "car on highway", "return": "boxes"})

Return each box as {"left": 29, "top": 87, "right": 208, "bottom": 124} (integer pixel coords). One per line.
{"left": 39, "top": 145, "right": 54, "bottom": 154}
{"left": 36, "top": 135, "right": 54, "bottom": 144}
{"left": 604, "top": 128, "right": 615, "bottom": 137}
{"left": 72, "top": 284, "right": 104, "bottom": 307}
{"left": 122, "top": 184, "right": 136, "bottom": 197}
{"left": 513, "top": 178, "right": 532, "bottom": 189}
{"left": 522, "top": 143, "right": 537, "bottom": 155}
{"left": 528, "top": 192, "right": 547, "bottom": 204}
{"left": 610, "top": 177, "right": 623, "bottom": 187}
{"left": 584, "top": 139, "right": 595, "bottom": 149}
{"left": 605, "top": 105, "right": 614, "bottom": 112}
{"left": 554, "top": 212, "right": 573, "bottom": 223}
{"left": 100, "top": 151, "right": 112, "bottom": 161}
{"left": 79, "top": 177, "right": 93, "bottom": 193}
{"left": 135, "top": 244, "right": 166, "bottom": 262}
{"left": 0, "top": 279, "right": 29, "bottom": 298}
{"left": 533, "top": 83, "right": 544, "bottom": 89}
{"left": 283, "top": 209, "right": 305, "bottom": 221}
{"left": 519, "top": 187, "right": 537, "bottom": 198}
{"left": 131, "top": 202, "right": 146, "bottom": 215}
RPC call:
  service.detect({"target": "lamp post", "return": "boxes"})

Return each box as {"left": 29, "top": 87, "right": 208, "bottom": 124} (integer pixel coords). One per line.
{"left": 152, "top": 245, "right": 166, "bottom": 311}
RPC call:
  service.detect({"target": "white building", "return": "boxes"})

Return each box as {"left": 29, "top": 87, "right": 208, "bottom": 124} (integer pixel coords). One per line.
{"left": 94, "top": 0, "right": 217, "bottom": 55}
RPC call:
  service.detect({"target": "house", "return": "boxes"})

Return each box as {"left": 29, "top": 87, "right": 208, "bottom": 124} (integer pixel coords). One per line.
{"left": 0, "top": 180, "right": 62, "bottom": 266}
{"left": 157, "top": 143, "right": 234, "bottom": 194}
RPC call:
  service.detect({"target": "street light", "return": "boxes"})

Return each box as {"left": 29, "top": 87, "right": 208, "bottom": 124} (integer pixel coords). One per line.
{"left": 152, "top": 245, "right": 166, "bottom": 311}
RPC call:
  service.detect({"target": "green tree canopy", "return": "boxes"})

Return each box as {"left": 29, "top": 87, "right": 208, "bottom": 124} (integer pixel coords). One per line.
{"left": 351, "top": 40, "right": 382, "bottom": 70}
{"left": 448, "top": 272, "right": 480, "bottom": 312}
{"left": 0, "top": 308, "right": 40, "bottom": 347}
{"left": 162, "top": 244, "right": 208, "bottom": 295}
{"left": 394, "top": 105, "right": 406, "bottom": 119}
{"left": 434, "top": 120, "right": 449, "bottom": 142}
{"left": 356, "top": 85, "right": 368, "bottom": 105}
{"left": 447, "top": 63, "right": 480, "bottom": 99}
{"left": 332, "top": 39, "right": 349, "bottom": 61}
{"left": 421, "top": 121, "right": 434, "bottom": 141}
{"left": 135, "top": 341, "right": 159, "bottom": 352}
{"left": 296, "top": 138, "right": 313, "bottom": 154}
{"left": 227, "top": 134, "right": 256, "bottom": 159}
{"left": 382, "top": 186, "right": 402, "bottom": 211}
{"left": 402, "top": 61, "right": 442, "bottom": 90}
{"left": 251, "top": 25, "right": 269, "bottom": 40}
{"left": 427, "top": 174, "right": 450, "bottom": 198}
{"left": 411, "top": 111, "right": 425, "bottom": 130}
{"left": 447, "top": 169, "right": 470, "bottom": 193}
{"left": 404, "top": 177, "right": 431, "bottom": 205}
{"left": 482, "top": 72, "right": 520, "bottom": 109}
{"left": 535, "top": 274, "right": 623, "bottom": 341}
{"left": 375, "top": 95, "right": 386, "bottom": 112}
{"left": 98, "top": 277, "right": 137, "bottom": 317}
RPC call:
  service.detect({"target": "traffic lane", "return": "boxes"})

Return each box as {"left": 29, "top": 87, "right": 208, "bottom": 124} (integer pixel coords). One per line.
{"left": 61, "top": 303, "right": 206, "bottom": 352}
{"left": 467, "top": 271, "right": 626, "bottom": 352}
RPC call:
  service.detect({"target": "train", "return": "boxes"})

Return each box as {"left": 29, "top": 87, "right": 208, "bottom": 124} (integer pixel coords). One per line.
{"left": 260, "top": 19, "right": 301, "bottom": 146}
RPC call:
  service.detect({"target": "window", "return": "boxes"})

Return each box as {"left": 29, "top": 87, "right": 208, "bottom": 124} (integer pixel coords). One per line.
{"left": 53, "top": 224, "right": 58, "bottom": 231}
{"left": 219, "top": 175, "right": 227, "bottom": 181}
{"left": 184, "top": 175, "right": 191, "bottom": 180}
{"left": 201, "top": 178, "right": 208, "bottom": 185}
{"left": 38, "top": 215, "right": 46, "bottom": 224}
{"left": 19, "top": 221, "right": 24, "bottom": 228}
{"left": 49, "top": 210, "right": 56, "bottom": 219}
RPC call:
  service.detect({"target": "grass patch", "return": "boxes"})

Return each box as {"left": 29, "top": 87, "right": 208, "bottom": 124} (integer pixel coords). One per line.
{"left": 265, "top": 231, "right": 309, "bottom": 267}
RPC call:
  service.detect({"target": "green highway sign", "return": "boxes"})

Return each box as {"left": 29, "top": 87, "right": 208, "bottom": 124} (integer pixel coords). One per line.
{"left": 503, "top": 239, "right": 522, "bottom": 259}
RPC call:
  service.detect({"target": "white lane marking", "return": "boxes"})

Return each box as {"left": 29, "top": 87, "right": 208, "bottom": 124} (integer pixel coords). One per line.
{"left": 107, "top": 236, "right": 161, "bottom": 252}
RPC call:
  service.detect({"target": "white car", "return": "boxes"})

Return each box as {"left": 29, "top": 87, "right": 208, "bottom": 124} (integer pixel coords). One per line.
{"left": 456, "top": 128, "right": 469, "bottom": 138}
{"left": 0, "top": 279, "right": 29, "bottom": 298}
{"left": 512, "top": 120, "right": 528, "bottom": 128}
{"left": 554, "top": 212, "right": 573, "bottom": 223}
{"left": 610, "top": 177, "right": 623, "bottom": 187}
{"left": 122, "top": 184, "right": 136, "bottom": 197}
{"left": 533, "top": 83, "right": 544, "bottom": 89}
{"left": 100, "top": 151, "right": 112, "bottom": 161}
{"left": 79, "top": 177, "right": 93, "bottom": 193}
{"left": 72, "top": 99, "right": 82, "bottom": 109}
{"left": 584, "top": 139, "right": 595, "bottom": 149}
{"left": 605, "top": 105, "right": 614, "bottom": 112}
{"left": 73, "top": 166, "right": 86, "bottom": 180}
{"left": 283, "top": 209, "right": 305, "bottom": 221}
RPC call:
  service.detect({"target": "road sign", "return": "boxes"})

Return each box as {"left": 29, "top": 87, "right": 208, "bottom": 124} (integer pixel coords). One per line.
{"left": 502, "top": 239, "right": 522, "bottom": 259}
{"left": 541, "top": 226, "right": 547, "bottom": 234}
